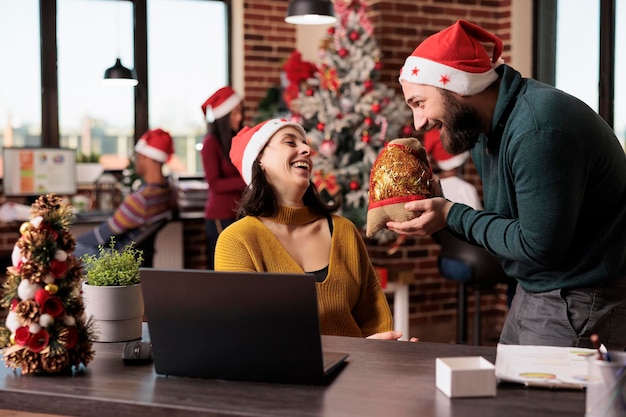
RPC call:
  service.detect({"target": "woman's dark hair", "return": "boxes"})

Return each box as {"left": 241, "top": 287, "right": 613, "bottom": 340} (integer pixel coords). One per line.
{"left": 208, "top": 107, "right": 244, "bottom": 159}
{"left": 236, "top": 160, "right": 339, "bottom": 219}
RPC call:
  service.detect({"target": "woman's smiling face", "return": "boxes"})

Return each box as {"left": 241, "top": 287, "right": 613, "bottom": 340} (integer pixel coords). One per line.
{"left": 258, "top": 126, "right": 312, "bottom": 193}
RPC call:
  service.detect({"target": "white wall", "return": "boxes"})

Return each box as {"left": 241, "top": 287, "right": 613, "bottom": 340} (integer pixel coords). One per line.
{"left": 511, "top": 0, "right": 533, "bottom": 77}
{"left": 231, "top": 0, "right": 244, "bottom": 95}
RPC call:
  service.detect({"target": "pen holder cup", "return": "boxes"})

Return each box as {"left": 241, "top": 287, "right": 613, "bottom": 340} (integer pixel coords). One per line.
{"left": 586, "top": 352, "right": 626, "bottom": 417}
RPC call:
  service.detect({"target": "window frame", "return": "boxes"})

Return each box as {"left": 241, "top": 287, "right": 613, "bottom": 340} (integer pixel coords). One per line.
{"left": 40, "top": 0, "right": 232, "bottom": 147}
{"left": 533, "top": 0, "right": 616, "bottom": 127}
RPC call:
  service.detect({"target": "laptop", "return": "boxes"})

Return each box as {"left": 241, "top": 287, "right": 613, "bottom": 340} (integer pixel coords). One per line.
{"left": 139, "top": 268, "right": 349, "bottom": 385}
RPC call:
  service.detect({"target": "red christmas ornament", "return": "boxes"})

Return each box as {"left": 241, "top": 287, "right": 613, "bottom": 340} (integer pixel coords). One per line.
{"left": 364, "top": 117, "right": 373, "bottom": 127}
{"left": 290, "top": 114, "right": 303, "bottom": 124}
{"left": 349, "top": 180, "right": 360, "bottom": 191}
{"left": 349, "top": 31, "right": 360, "bottom": 41}
{"left": 371, "top": 102, "right": 381, "bottom": 114}
{"left": 402, "top": 125, "right": 414, "bottom": 136}
{"left": 363, "top": 79, "right": 373, "bottom": 91}
{"left": 35, "top": 288, "right": 50, "bottom": 306}
{"left": 338, "top": 48, "right": 349, "bottom": 58}
{"left": 305, "top": 88, "right": 314, "bottom": 96}
{"left": 62, "top": 326, "right": 78, "bottom": 349}
{"left": 50, "top": 259, "right": 67, "bottom": 278}
{"left": 43, "top": 296, "right": 65, "bottom": 317}
{"left": 14, "top": 327, "right": 30, "bottom": 346}
{"left": 362, "top": 131, "right": 371, "bottom": 143}
{"left": 319, "top": 138, "right": 338, "bottom": 157}
{"left": 336, "top": 113, "right": 343, "bottom": 120}
{"left": 316, "top": 122, "right": 325, "bottom": 131}
{"left": 374, "top": 60, "right": 383, "bottom": 70}
{"left": 28, "top": 328, "right": 50, "bottom": 353}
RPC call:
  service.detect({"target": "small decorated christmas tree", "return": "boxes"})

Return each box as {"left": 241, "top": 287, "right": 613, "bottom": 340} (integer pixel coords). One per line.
{"left": 0, "top": 194, "right": 95, "bottom": 374}
{"left": 286, "top": 0, "right": 413, "bottom": 232}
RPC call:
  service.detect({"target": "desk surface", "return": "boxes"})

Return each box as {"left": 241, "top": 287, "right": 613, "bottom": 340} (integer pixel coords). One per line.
{"left": 0, "top": 333, "right": 585, "bottom": 417}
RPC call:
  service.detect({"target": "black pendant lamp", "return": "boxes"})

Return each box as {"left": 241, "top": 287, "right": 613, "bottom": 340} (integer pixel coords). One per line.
{"left": 285, "top": 0, "right": 336, "bottom": 25}
{"left": 103, "top": 0, "right": 138, "bottom": 86}
{"left": 103, "top": 58, "right": 138, "bottom": 86}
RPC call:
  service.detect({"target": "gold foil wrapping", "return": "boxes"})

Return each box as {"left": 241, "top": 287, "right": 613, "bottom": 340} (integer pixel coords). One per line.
{"left": 369, "top": 138, "right": 433, "bottom": 204}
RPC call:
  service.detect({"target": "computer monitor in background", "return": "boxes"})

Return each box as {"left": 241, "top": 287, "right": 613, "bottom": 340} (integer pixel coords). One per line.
{"left": 2, "top": 147, "right": 77, "bottom": 197}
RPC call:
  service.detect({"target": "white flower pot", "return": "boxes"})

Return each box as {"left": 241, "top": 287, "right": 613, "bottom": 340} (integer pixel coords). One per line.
{"left": 76, "top": 162, "right": 104, "bottom": 184}
{"left": 82, "top": 282, "right": 144, "bottom": 342}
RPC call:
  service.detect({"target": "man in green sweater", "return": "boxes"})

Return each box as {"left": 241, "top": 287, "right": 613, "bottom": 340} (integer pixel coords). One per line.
{"left": 388, "top": 20, "right": 626, "bottom": 349}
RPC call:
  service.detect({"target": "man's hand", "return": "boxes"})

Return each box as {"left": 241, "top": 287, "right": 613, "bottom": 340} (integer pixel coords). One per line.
{"left": 386, "top": 197, "right": 453, "bottom": 236}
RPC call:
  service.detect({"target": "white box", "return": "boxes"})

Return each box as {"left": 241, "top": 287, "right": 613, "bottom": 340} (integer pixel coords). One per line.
{"left": 436, "top": 356, "right": 497, "bottom": 398}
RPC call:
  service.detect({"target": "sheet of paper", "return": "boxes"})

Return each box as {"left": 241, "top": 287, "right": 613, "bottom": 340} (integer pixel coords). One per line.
{"left": 495, "top": 344, "right": 596, "bottom": 389}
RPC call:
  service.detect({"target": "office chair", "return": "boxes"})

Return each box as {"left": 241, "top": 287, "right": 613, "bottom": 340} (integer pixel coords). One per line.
{"left": 432, "top": 229, "right": 510, "bottom": 345}
{"left": 131, "top": 213, "right": 173, "bottom": 268}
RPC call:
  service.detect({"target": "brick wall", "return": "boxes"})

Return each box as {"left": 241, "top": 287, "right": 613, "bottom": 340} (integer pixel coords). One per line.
{"left": 239, "top": 0, "right": 514, "bottom": 343}
{"left": 242, "top": 0, "right": 296, "bottom": 123}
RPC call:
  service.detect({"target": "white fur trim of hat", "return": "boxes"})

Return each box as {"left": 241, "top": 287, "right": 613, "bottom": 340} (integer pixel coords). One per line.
{"left": 399, "top": 19, "right": 504, "bottom": 96}
{"left": 231, "top": 119, "right": 307, "bottom": 185}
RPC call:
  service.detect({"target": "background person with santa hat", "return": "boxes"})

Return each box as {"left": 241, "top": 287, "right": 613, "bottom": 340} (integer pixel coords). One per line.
{"left": 388, "top": 20, "right": 626, "bottom": 349}
{"left": 423, "top": 129, "right": 482, "bottom": 211}
{"left": 75, "top": 128, "right": 176, "bottom": 259}
{"left": 214, "top": 119, "right": 415, "bottom": 341}
{"left": 200, "top": 86, "right": 247, "bottom": 270}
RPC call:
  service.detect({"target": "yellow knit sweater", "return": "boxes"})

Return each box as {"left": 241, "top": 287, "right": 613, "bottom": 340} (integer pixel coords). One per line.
{"left": 215, "top": 206, "right": 393, "bottom": 337}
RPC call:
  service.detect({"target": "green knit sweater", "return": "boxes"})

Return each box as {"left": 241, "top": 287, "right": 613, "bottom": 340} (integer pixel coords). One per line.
{"left": 215, "top": 206, "right": 393, "bottom": 337}
{"left": 447, "top": 65, "right": 626, "bottom": 292}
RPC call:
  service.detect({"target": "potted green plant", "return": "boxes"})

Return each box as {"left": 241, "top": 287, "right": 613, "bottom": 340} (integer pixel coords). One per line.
{"left": 76, "top": 152, "right": 103, "bottom": 184}
{"left": 81, "top": 238, "right": 145, "bottom": 342}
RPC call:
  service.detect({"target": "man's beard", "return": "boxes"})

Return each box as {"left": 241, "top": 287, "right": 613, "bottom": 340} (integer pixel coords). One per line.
{"left": 438, "top": 90, "right": 483, "bottom": 155}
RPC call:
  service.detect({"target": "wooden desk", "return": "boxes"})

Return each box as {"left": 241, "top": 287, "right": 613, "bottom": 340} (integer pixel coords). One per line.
{"left": 0, "top": 330, "right": 585, "bottom": 417}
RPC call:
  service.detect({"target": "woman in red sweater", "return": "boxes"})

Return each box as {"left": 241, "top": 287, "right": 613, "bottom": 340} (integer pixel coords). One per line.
{"left": 200, "top": 87, "right": 246, "bottom": 269}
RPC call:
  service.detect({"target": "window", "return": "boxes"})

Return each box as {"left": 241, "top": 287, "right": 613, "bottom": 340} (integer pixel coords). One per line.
{"left": 58, "top": 0, "right": 135, "bottom": 165}
{"left": 537, "top": 0, "right": 625, "bottom": 148}
{"left": 555, "top": 0, "right": 599, "bottom": 113}
{"left": 0, "top": 0, "right": 41, "bottom": 149}
{"left": 148, "top": 0, "right": 228, "bottom": 173}
{"left": 1, "top": 0, "right": 230, "bottom": 176}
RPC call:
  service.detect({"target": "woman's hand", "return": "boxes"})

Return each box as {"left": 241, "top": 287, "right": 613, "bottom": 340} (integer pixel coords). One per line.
{"left": 366, "top": 331, "right": 418, "bottom": 342}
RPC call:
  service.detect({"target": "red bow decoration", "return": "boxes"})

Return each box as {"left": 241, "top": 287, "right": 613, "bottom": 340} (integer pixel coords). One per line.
{"left": 313, "top": 170, "right": 340, "bottom": 197}
{"left": 320, "top": 65, "right": 340, "bottom": 92}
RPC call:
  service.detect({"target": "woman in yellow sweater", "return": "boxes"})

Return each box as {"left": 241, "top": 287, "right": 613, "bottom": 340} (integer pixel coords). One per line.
{"left": 215, "top": 118, "right": 412, "bottom": 340}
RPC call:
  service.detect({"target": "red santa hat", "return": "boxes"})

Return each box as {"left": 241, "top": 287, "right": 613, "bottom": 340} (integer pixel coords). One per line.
{"left": 201, "top": 86, "right": 242, "bottom": 122}
{"left": 399, "top": 20, "right": 503, "bottom": 96}
{"left": 423, "top": 130, "right": 468, "bottom": 171}
{"left": 134, "top": 128, "right": 174, "bottom": 163}
{"left": 230, "top": 118, "right": 307, "bottom": 185}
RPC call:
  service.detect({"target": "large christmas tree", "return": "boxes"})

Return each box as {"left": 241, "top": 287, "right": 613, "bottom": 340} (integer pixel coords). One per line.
{"left": 285, "top": 0, "right": 413, "bottom": 233}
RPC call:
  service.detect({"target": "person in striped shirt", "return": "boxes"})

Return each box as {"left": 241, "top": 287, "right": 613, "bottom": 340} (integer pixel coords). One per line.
{"left": 74, "top": 128, "right": 176, "bottom": 258}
